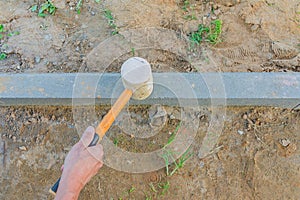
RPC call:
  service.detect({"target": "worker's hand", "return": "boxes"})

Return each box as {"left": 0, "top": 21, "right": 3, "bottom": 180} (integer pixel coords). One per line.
{"left": 55, "top": 126, "right": 104, "bottom": 200}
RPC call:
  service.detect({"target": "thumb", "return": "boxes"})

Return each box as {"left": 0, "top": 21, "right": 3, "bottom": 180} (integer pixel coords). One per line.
{"left": 80, "top": 126, "right": 95, "bottom": 148}
{"left": 89, "top": 144, "right": 104, "bottom": 163}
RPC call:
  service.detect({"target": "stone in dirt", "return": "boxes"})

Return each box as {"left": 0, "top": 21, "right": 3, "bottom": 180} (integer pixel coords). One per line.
{"left": 280, "top": 138, "right": 290, "bottom": 147}
{"left": 148, "top": 105, "right": 167, "bottom": 127}
{"left": 18, "top": 146, "right": 27, "bottom": 151}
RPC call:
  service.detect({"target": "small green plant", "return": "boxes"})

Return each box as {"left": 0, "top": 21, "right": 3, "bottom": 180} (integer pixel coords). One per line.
{"left": 31, "top": 5, "right": 38, "bottom": 12}
{"left": 158, "top": 181, "right": 170, "bottom": 196}
{"left": 31, "top": 0, "right": 57, "bottom": 17}
{"left": 162, "top": 149, "right": 173, "bottom": 176}
{"left": 76, "top": 0, "right": 83, "bottom": 14}
{"left": 0, "top": 53, "right": 7, "bottom": 61}
{"left": 161, "top": 123, "right": 180, "bottom": 176}
{"left": 8, "top": 31, "right": 20, "bottom": 37}
{"left": 113, "top": 138, "right": 119, "bottom": 146}
{"left": 145, "top": 195, "right": 152, "bottom": 200}
{"left": 95, "top": 0, "right": 101, "bottom": 2}
{"left": 163, "top": 122, "right": 181, "bottom": 150}
{"left": 183, "top": 14, "right": 197, "bottom": 20}
{"left": 207, "top": 19, "right": 222, "bottom": 44}
{"left": 162, "top": 148, "right": 193, "bottom": 176}
{"left": 182, "top": 0, "right": 190, "bottom": 11}
{"left": 0, "top": 25, "right": 4, "bottom": 39}
{"left": 190, "top": 24, "right": 209, "bottom": 45}
{"left": 169, "top": 148, "right": 192, "bottom": 176}
{"left": 181, "top": 0, "right": 197, "bottom": 20}
{"left": 104, "top": 9, "right": 119, "bottom": 35}
{"left": 131, "top": 47, "right": 135, "bottom": 56}
{"left": 0, "top": 24, "right": 4, "bottom": 33}
{"left": 161, "top": 122, "right": 193, "bottom": 176}
{"left": 189, "top": 19, "right": 222, "bottom": 46}
{"left": 149, "top": 183, "right": 157, "bottom": 193}
{"left": 0, "top": 24, "right": 20, "bottom": 61}
{"left": 128, "top": 186, "right": 135, "bottom": 193}
{"left": 118, "top": 186, "right": 135, "bottom": 199}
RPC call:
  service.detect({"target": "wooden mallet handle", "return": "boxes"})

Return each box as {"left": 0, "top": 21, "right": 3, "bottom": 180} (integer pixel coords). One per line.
{"left": 49, "top": 89, "right": 133, "bottom": 195}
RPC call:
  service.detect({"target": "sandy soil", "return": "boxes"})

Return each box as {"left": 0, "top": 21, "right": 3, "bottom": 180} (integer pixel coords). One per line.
{"left": 0, "top": 106, "right": 299, "bottom": 199}
{"left": 0, "top": 0, "right": 299, "bottom": 73}
{"left": 0, "top": 0, "right": 300, "bottom": 199}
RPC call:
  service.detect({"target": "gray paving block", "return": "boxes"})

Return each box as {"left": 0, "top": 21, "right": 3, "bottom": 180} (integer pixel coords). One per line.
{"left": 0, "top": 73, "right": 299, "bottom": 107}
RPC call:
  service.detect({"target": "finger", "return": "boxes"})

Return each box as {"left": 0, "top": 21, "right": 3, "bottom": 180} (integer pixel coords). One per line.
{"left": 80, "top": 126, "right": 95, "bottom": 148}
{"left": 61, "top": 165, "right": 64, "bottom": 171}
{"left": 88, "top": 144, "right": 104, "bottom": 162}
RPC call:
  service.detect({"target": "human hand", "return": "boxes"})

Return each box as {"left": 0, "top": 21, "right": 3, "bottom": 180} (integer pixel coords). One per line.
{"left": 55, "top": 126, "right": 104, "bottom": 200}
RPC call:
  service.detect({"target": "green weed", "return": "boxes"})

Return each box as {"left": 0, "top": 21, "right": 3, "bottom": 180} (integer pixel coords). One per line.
{"left": 162, "top": 149, "right": 175, "bottom": 176}
{"left": 0, "top": 24, "right": 20, "bottom": 61}
{"left": 0, "top": 24, "right": 4, "bottom": 33}
{"left": 31, "top": 0, "right": 57, "bottom": 17}
{"left": 0, "top": 24, "right": 19, "bottom": 38}
{"left": 190, "top": 24, "right": 210, "bottom": 45}
{"left": 8, "top": 31, "right": 20, "bottom": 37}
{"left": 104, "top": 9, "right": 119, "bottom": 35}
{"left": 118, "top": 185, "right": 135, "bottom": 199}
{"left": 169, "top": 148, "right": 193, "bottom": 176}
{"left": 189, "top": 19, "right": 222, "bottom": 46}
{"left": 0, "top": 23, "right": 7, "bottom": 40}
{"left": 207, "top": 19, "right": 222, "bottom": 44}
{"left": 113, "top": 138, "right": 119, "bottom": 146}
{"left": 161, "top": 122, "right": 193, "bottom": 176}
{"left": 162, "top": 148, "right": 193, "bottom": 176}
{"left": 164, "top": 122, "right": 181, "bottom": 148}
{"left": 128, "top": 186, "right": 135, "bottom": 193}
{"left": 76, "top": 0, "right": 83, "bottom": 14}
{"left": 145, "top": 195, "right": 152, "bottom": 200}
{"left": 158, "top": 181, "right": 170, "bottom": 196}
{"left": 181, "top": 0, "right": 197, "bottom": 20}
{"left": 183, "top": 14, "right": 197, "bottom": 20}
{"left": 131, "top": 47, "right": 135, "bottom": 56}
{"left": 182, "top": 0, "right": 190, "bottom": 11}
{"left": 149, "top": 183, "right": 158, "bottom": 193}
{"left": 31, "top": 5, "right": 38, "bottom": 12}
{"left": 0, "top": 53, "right": 7, "bottom": 61}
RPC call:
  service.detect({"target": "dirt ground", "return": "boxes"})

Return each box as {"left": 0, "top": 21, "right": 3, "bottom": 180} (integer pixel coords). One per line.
{"left": 0, "top": 106, "right": 299, "bottom": 199}
{"left": 0, "top": 0, "right": 300, "bottom": 199}
{"left": 0, "top": 0, "right": 299, "bottom": 73}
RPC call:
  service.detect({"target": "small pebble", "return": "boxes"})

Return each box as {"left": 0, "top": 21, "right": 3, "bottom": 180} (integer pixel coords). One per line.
{"left": 237, "top": 130, "right": 244, "bottom": 135}
{"left": 19, "top": 146, "right": 27, "bottom": 151}
{"left": 199, "top": 161, "right": 205, "bottom": 168}
{"left": 64, "top": 147, "right": 72, "bottom": 151}
{"left": 280, "top": 139, "right": 290, "bottom": 147}
{"left": 34, "top": 56, "right": 41, "bottom": 64}
{"left": 251, "top": 24, "right": 259, "bottom": 31}
{"left": 51, "top": 115, "right": 56, "bottom": 120}
{"left": 169, "top": 114, "right": 176, "bottom": 120}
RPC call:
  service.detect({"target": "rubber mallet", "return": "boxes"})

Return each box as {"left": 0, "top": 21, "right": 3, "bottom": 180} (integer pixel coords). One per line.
{"left": 50, "top": 57, "right": 153, "bottom": 195}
